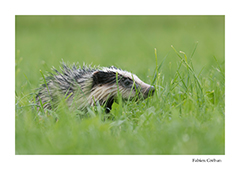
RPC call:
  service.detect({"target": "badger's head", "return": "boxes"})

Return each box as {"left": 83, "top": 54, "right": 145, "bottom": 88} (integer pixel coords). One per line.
{"left": 89, "top": 66, "right": 155, "bottom": 111}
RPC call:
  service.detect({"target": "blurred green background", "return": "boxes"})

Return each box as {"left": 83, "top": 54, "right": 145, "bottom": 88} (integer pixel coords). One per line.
{"left": 16, "top": 15, "right": 224, "bottom": 92}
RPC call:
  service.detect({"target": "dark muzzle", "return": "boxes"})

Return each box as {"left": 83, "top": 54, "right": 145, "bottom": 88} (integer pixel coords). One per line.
{"left": 142, "top": 86, "right": 155, "bottom": 98}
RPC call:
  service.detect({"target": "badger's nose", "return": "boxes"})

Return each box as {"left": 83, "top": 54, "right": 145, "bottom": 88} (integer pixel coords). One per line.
{"left": 146, "top": 86, "right": 155, "bottom": 96}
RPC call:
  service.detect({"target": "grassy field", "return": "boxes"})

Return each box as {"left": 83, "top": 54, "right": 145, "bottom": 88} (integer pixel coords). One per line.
{"left": 15, "top": 15, "right": 225, "bottom": 154}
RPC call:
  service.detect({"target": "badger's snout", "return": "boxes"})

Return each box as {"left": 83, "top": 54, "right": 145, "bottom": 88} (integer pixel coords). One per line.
{"left": 143, "top": 85, "right": 155, "bottom": 98}
{"left": 147, "top": 86, "right": 155, "bottom": 95}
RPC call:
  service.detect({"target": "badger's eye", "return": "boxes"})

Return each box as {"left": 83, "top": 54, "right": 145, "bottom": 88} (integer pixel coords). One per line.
{"left": 124, "top": 79, "right": 131, "bottom": 86}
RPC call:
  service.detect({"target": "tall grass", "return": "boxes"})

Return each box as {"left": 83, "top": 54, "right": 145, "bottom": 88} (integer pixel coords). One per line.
{"left": 15, "top": 45, "right": 224, "bottom": 154}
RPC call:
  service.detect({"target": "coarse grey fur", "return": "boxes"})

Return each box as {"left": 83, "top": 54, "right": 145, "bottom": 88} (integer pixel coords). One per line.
{"left": 36, "top": 62, "right": 155, "bottom": 111}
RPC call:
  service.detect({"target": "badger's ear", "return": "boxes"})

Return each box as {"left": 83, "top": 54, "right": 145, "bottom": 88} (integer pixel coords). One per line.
{"left": 92, "top": 71, "right": 116, "bottom": 87}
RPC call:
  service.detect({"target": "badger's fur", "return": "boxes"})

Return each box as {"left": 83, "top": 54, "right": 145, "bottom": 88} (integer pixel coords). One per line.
{"left": 36, "top": 62, "right": 155, "bottom": 111}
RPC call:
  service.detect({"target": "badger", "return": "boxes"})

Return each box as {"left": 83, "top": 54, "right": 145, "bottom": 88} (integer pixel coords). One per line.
{"left": 36, "top": 62, "right": 155, "bottom": 112}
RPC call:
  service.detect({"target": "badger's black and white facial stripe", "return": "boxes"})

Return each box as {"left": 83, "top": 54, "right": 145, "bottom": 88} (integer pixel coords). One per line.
{"left": 36, "top": 63, "right": 155, "bottom": 111}
{"left": 89, "top": 67, "right": 155, "bottom": 110}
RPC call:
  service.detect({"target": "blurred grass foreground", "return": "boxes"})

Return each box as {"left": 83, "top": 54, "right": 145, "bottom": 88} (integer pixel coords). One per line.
{"left": 15, "top": 15, "right": 225, "bottom": 154}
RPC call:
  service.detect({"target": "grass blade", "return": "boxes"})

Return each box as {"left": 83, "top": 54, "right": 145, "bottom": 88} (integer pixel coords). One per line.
{"left": 151, "top": 53, "right": 168, "bottom": 85}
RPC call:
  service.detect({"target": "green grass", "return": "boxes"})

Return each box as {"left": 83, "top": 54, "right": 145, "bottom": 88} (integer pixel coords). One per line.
{"left": 15, "top": 16, "right": 225, "bottom": 155}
